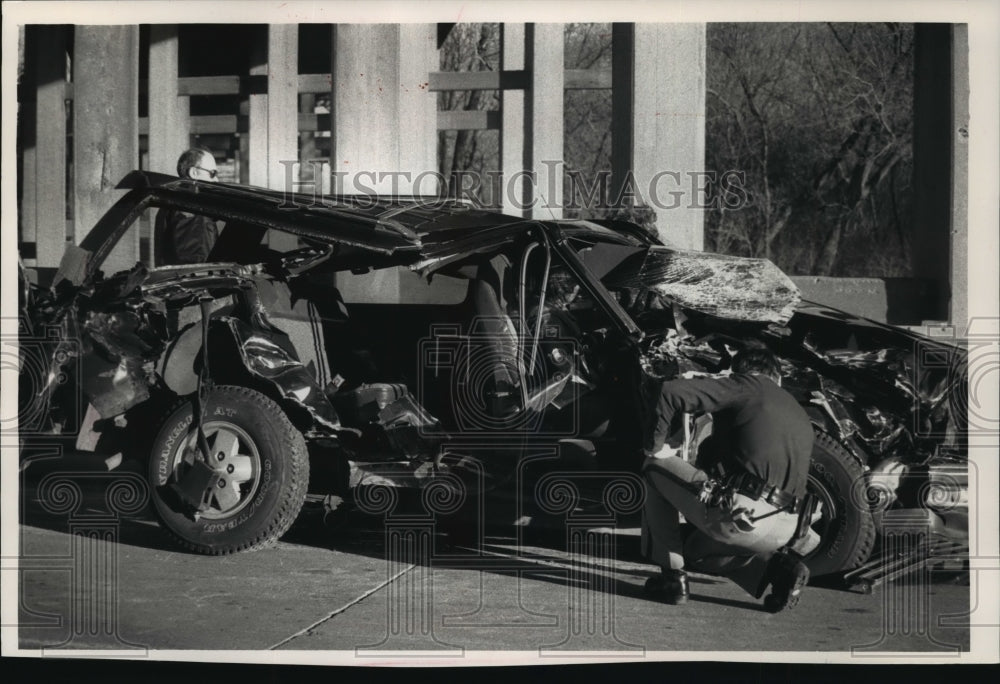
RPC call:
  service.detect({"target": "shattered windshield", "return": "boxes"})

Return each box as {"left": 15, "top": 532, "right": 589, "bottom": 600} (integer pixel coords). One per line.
{"left": 571, "top": 239, "right": 801, "bottom": 326}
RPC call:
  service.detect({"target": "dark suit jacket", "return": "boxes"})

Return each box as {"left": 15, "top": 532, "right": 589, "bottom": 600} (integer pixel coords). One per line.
{"left": 154, "top": 208, "right": 219, "bottom": 266}
{"left": 647, "top": 373, "right": 813, "bottom": 497}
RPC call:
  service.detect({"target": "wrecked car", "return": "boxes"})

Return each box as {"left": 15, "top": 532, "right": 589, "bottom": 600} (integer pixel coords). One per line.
{"left": 19, "top": 171, "right": 968, "bottom": 576}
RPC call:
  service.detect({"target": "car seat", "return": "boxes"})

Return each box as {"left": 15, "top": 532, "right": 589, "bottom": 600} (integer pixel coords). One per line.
{"left": 466, "top": 254, "right": 522, "bottom": 417}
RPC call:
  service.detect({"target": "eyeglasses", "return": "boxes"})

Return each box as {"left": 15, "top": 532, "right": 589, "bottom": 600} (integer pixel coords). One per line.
{"left": 194, "top": 166, "right": 218, "bottom": 179}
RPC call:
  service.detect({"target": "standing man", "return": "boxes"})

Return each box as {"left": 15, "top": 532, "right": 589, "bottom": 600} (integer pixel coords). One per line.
{"left": 154, "top": 148, "right": 220, "bottom": 266}
{"left": 641, "top": 345, "right": 820, "bottom": 612}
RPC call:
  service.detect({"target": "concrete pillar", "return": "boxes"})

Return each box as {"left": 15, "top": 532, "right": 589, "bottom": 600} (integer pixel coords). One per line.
{"left": 501, "top": 23, "right": 527, "bottom": 216}
{"left": 19, "top": 27, "right": 39, "bottom": 265}
{"left": 266, "top": 25, "right": 300, "bottom": 251}
{"left": 247, "top": 39, "right": 269, "bottom": 188}
{"left": 32, "top": 26, "right": 69, "bottom": 268}
{"left": 613, "top": 24, "right": 706, "bottom": 250}
{"left": 950, "top": 25, "right": 969, "bottom": 329}
{"left": 246, "top": 26, "right": 299, "bottom": 249}
{"left": 331, "top": 24, "right": 437, "bottom": 303}
{"left": 526, "top": 24, "right": 564, "bottom": 220}
{"left": 398, "top": 24, "right": 439, "bottom": 195}
{"left": 912, "top": 24, "right": 955, "bottom": 324}
{"left": 72, "top": 26, "right": 140, "bottom": 276}
{"left": 147, "top": 25, "right": 189, "bottom": 176}
{"left": 332, "top": 24, "right": 400, "bottom": 197}
{"left": 332, "top": 24, "right": 435, "bottom": 194}
{"left": 247, "top": 24, "right": 299, "bottom": 190}
{"left": 20, "top": 121, "right": 37, "bottom": 266}
{"left": 267, "top": 25, "right": 299, "bottom": 192}
{"left": 610, "top": 23, "right": 635, "bottom": 226}
{"left": 147, "top": 25, "right": 189, "bottom": 267}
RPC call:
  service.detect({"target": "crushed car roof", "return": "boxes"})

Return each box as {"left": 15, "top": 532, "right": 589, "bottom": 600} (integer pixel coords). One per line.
{"left": 82, "top": 172, "right": 799, "bottom": 326}
{"left": 114, "top": 170, "right": 534, "bottom": 256}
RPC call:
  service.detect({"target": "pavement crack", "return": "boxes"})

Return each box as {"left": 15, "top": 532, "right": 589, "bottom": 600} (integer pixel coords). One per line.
{"left": 268, "top": 564, "right": 416, "bottom": 649}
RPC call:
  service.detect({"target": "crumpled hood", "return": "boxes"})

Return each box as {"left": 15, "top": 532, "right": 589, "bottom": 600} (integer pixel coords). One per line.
{"left": 779, "top": 302, "right": 968, "bottom": 452}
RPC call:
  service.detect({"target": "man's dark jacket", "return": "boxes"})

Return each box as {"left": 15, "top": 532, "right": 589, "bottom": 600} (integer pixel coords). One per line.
{"left": 647, "top": 373, "right": 813, "bottom": 497}
{"left": 154, "top": 209, "right": 219, "bottom": 266}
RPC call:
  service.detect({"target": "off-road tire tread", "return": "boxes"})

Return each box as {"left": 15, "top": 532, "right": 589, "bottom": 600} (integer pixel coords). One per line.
{"left": 807, "top": 430, "right": 877, "bottom": 576}
{"left": 151, "top": 385, "right": 309, "bottom": 556}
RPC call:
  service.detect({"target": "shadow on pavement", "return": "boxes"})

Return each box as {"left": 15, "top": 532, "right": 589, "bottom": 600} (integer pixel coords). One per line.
{"left": 18, "top": 454, "right": 177, "bottom": 553}
{"left": 19, "top": 459, "right": 706, "bottom": 612}
{"left": 16, "top": 456, "right": 864, "bottom": 616}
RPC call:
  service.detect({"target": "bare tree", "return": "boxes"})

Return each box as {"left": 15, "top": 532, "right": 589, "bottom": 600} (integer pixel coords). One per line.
{"left": 436, "top": 22, "right": 914, "bottom": 277}
{"left": 438, "top": 23, "right": 500, "bottom": 203}
{"left": 706, "top": 23, "right": 914, "bottom": 276}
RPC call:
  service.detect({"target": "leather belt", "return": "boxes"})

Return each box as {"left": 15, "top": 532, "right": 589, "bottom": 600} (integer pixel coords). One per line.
{"left": 723, "top": 472, "right": 802, "bottom": 514}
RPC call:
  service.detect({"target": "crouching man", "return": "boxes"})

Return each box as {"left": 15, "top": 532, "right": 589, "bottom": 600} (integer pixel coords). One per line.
{"left": 641, "top": 346, "right": 820, "bottom": 612}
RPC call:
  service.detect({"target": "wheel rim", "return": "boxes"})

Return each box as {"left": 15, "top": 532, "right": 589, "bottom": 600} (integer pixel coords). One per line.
{"left": 169, "top": 420, "right": 261, "bottom": 519}
{"left": 804, "top": 473, "right": 839, "bottom": 560}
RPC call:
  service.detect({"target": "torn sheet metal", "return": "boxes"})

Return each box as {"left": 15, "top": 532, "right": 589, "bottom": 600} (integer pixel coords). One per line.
{"left": 221, "top": 317, "right": 341, "bottom": 432}
{"left": 79, "top": 352, "right": 152, "bottom": 419}
{"left": 70, "top": 264, "right": 253, "bottom": 418}
{"left": 52, "top": 243, "right": 91, "bottom": 289}
{"left": 79, "top": 309, "right": 163, "bottom": 418}
{"left": 604, "top": 247, "right": 801, "bottom": 324}
{"left": 637, "top": 315, "right": 956, "bottom": 467}
{"left": 787, "top": 306, "right": 967, "bottom": 456}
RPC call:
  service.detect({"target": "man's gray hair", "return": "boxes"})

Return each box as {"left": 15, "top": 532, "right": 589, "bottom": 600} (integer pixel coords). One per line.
{"left": 176, "top": 148, "right": 213, "bottom": 178}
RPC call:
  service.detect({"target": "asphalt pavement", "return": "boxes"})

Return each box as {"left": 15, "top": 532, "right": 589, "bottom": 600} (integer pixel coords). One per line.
{"left": 14, "top": 458, "right": 972, "bottom": 659}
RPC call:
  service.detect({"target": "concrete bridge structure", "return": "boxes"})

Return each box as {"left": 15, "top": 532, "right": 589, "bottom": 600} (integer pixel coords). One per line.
{"left": 16, "top": 23, "right": 967, "bottom": 326}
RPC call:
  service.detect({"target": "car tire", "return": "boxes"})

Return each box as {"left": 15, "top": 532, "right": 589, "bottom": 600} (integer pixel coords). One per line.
{"left": 803, "top": 430, "right": 876, "bottom": 577}
{"left": 148, "top": 385, "right": 309, "bottom": 555}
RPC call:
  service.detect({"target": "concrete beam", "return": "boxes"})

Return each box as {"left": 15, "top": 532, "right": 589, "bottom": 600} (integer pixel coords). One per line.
{"left": 72, "top": 26, "right": 140, "bottom": 276}
{"left": 147, "top": 25, "right": 189, "bottom": 177}
{"left": 32, "top": 26, "right": 69, "bottom": 268}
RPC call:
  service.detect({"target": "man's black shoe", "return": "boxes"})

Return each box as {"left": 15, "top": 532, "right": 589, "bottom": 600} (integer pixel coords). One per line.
{"left": 762, "top": 553, "right": 809, "bottom": 613}
{"left": 644, "top": 570, "right": 689, "bottom": 605}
